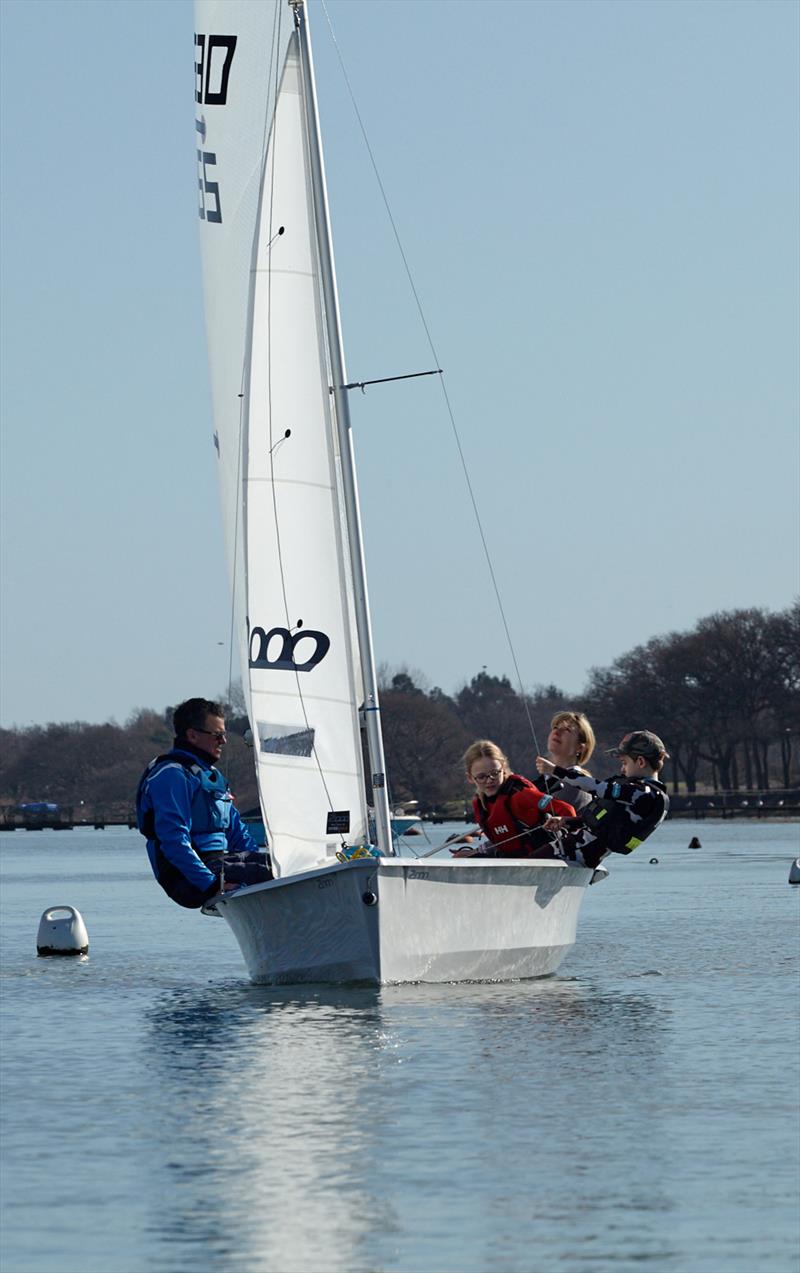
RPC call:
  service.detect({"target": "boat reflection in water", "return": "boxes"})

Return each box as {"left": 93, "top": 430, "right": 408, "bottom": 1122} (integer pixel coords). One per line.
{"left": 142, "top": 977, "right": 673, "bottom": 1271}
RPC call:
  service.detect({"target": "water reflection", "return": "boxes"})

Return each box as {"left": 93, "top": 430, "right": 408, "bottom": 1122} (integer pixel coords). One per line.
{"left": 380, "top": 978, "right": 678, "bottom": 1270}
{"left": 142, "top": 976, "right": 677, "bottom": 1272}
{"left": 2, "top": 828, "right": 795, "bottom": 1272}
{"left": 144, "top": 983, "right": 399, "bottom": 1272}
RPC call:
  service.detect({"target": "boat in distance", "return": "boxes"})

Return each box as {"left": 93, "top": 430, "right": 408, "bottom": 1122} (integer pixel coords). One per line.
{"left": 194, "top": 0, "right": 602, "bottom": 984}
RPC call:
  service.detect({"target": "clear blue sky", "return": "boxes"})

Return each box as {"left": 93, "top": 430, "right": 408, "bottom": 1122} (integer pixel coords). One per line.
{"left": 1, "top": 0, "right": 798, "bottom": 728}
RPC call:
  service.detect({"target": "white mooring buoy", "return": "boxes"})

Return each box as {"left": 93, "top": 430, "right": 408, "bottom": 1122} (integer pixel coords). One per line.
{"left": 789, "top": 860, "right": 800, "bottom": 886}
{"left": 36, "top": 906, "right": 89, "bottom": 956}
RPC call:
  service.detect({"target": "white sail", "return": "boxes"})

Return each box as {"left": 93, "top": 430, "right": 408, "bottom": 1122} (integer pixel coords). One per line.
{"left": 195, "top": 0, "right": 370, "bottom": 877}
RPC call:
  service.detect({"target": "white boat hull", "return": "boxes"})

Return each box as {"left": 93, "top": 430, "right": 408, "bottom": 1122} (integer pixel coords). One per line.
{"left": 211, "top": 858, "right": 593, "bottom": 985}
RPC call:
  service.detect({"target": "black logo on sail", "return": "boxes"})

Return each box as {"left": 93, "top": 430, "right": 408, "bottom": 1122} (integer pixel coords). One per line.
{"left": 249, "top": 626, "right": 330, "bottom": 673}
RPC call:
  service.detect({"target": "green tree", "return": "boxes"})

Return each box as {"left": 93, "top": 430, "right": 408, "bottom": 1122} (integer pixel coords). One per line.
{"left": 380, "top": 681, "right": 469, "bottom": 809}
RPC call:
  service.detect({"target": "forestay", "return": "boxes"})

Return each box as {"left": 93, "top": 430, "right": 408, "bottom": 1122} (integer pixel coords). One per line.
{"left": 195, "top": 0, "right": 371, "bottom": 877}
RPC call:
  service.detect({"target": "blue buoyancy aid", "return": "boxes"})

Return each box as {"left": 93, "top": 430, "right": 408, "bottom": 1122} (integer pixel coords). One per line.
{"left": 136, "top": 749, "right": 239, "bottom": 908}
{"left": 137, "top": 751, "right": 234, "bottom": 851}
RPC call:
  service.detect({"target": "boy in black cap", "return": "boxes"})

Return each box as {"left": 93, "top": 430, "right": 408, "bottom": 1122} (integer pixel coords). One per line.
{"left": 535, "top": 731, "right": 670, "bottom": 869}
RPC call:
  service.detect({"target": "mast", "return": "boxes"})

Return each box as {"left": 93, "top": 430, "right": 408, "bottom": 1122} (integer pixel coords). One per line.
{"left": 291, "top": 0, "right": 394, "bottom": 858}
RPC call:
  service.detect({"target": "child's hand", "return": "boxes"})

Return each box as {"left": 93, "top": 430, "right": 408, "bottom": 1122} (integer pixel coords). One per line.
{"left": 536, "top": 756, "right": 555, "bottom": 775}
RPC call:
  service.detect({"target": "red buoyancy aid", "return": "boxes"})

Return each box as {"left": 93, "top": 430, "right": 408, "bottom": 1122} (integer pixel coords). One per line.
{"left": 472, "top": 774, "right": 576, "bottom": 857}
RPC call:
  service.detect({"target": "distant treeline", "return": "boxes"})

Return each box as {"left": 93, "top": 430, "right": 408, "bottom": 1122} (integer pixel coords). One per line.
{"left": 1, "top": 604, "right": 797, "bottom": 815}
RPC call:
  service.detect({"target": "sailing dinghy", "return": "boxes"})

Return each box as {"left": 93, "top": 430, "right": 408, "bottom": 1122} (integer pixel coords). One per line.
{"left": 194, "top": 0, "right": 598, "bottom": 984}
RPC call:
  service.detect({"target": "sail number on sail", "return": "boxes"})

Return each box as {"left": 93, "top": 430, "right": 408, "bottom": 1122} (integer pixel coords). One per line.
{"left": 194, "top": 33, "right": 237, "bottom": 223}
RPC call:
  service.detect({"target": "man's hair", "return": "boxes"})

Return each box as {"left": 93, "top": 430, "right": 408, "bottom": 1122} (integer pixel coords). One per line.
{"left": 173, "top": 698, "right": 225, "bottom": 738}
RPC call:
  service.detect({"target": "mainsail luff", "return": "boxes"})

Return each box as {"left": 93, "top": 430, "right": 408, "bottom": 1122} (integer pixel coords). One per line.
{"left": 291, "top": 0, "right": 394, "bottom": 859}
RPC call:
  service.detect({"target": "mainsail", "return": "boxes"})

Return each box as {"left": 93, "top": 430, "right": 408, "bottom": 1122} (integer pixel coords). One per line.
{"left": 195, "top": 0, "right": 371, "bottom": 877}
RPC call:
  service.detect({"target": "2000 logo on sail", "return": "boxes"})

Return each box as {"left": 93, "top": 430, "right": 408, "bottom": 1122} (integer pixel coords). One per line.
{"left": 249, "top": 626, "right": 330, "bottom": 673}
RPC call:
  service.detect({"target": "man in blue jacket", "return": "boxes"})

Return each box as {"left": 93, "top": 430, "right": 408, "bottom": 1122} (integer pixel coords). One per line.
{"left": 136, "top": 697, "right": 271, "bottom": 908}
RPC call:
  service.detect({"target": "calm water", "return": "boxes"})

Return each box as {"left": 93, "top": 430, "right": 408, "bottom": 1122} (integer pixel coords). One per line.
{"left": 1, "top": 822, "right": 798, "bottom": 1273}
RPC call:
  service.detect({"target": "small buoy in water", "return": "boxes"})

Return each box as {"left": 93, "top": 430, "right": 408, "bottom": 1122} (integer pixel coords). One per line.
{"left": 689, "top": 836, "right": 701, "bottom": 849}
{"left": 36, "top": 906, "right": 89, "bottom": 956}
{"left": 789, "top": 860, "right": 800, "bottom": 885}
{"left": 649, "top": 858, "right": 659, "bottom": 865}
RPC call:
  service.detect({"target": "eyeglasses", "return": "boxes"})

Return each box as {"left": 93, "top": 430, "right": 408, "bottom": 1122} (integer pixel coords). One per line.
{"left": 193, "top": 728, "right": 227, "bottom": 742}
{"left": 472, "top": 767, "right": 503, "bottom": 783}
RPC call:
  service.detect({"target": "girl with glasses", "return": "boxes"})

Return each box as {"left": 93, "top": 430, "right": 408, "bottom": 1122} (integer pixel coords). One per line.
{"left": 450, "top": 739, "right": 576, "bottom": 859}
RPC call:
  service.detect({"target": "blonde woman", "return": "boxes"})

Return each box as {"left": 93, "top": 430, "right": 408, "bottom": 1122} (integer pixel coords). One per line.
{"left": 451, "top": 740, "right": 575, "bottom": 858}
{"left": 540, "top": 711, "right": 596, "bottom": 813}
